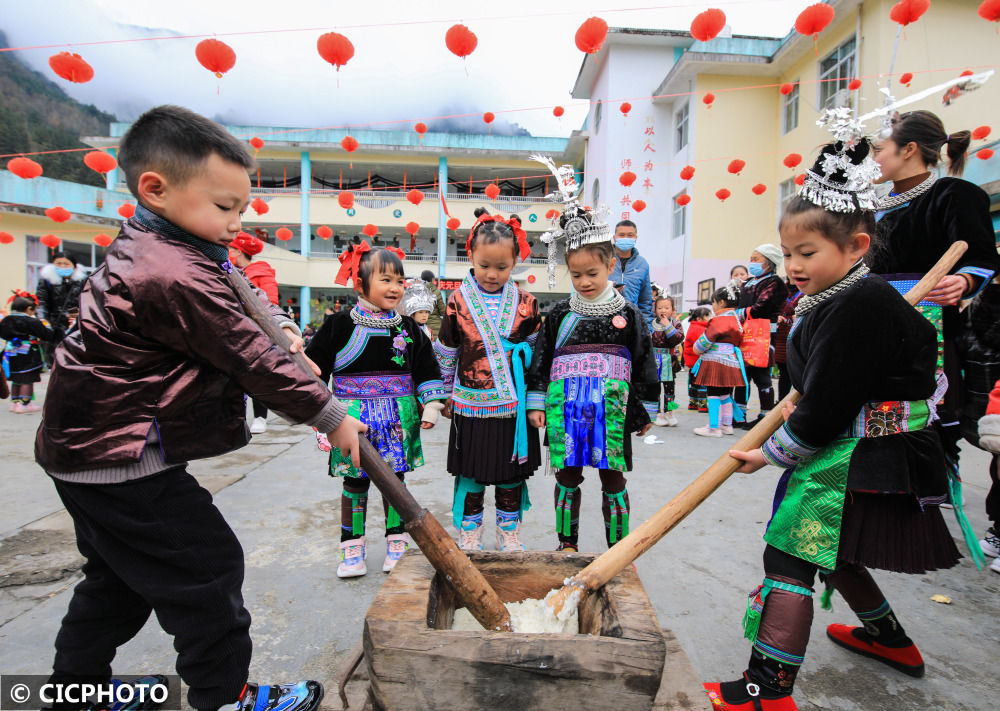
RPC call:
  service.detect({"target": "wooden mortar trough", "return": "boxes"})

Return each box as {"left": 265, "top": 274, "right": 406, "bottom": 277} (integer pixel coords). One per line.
{"left": 363, "top": 550, "right": 700, "bottom": 711}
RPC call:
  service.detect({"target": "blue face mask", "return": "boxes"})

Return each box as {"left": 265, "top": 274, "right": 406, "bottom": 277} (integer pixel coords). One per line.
{"left": 55, "top": 267, "right": 74, "bottom": 278}
{"left": 747, "top": 262, "right": 766, "bottom": 277}
{"left": 615, "top": 238, "right": 636, "bottom": 251}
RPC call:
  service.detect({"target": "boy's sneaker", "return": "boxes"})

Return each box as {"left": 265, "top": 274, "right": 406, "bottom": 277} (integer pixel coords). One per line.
{"left": 220, "top": 681, "right": 323, "bottom": 711}
{"left": 665, "top": 412, "right": 678, "bottom": 427}
{"left": 981, "top": 529, "right": 1000, "bottom": 558}
{"left": 382, "top": 533, "right": 409, "bottom": 572}
{"left": 990, "top": 557, "right": 1000, "bottom": 575}
{"left": 694, "top": 426, "right": 722, "bottom": 438}
{"left": 337, "top": 539, "right": 367, "bottom": 578}
{"left": 249, "top": 417, "right": 268, "bottom": 434}
{"left": 496, "top": 519, "right": 526, "bottom": 552}
{"left": 655, "top": 413, "right": 670, "bottom": 427}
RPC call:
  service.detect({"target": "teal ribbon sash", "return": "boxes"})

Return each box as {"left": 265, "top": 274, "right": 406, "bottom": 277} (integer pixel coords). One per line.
{"left": 502, "top": 338, "right": 532, "bottom": 464}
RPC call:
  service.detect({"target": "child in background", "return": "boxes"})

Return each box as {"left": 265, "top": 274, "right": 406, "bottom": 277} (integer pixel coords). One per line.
{"left": 707, "top": 127, "right": 960, "bottom": 710}
{"left": 774, "top": 279, "right": 802, "bottom": 401}
{"left": 691, "top": 285, "right": 746, "bottom": 437}
{"left": 977, "top": 378, "right": 1000, "bottom": 575}
{"left": 1, "top": 291, "right": 59, "bottom": 413}
{"left": 435, "top": 208, "right": 541, "bottom": 552}
{"left": 527, "top": 222, "right": 657, "bottom": 551}
{"left": 683, "top": 307, "right": 712, "bottom": 412}
{"left": 651, "top": 295, "right": 683, "bottom": 427}
{"left": 402, "top": 279, "right": 436, "bottom": 340}
{"left": 307, "top": 246, "right": 446, "bottom": 577}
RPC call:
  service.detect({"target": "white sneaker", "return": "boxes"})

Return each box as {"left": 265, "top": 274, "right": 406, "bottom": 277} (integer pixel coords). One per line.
{"left": 693, "top": 426, "right": 722, "bottom": 438}
{"left": 496, "top": 520, "right": 526, "bottom": 552}
{"left": 249, "top": 417, "right": 268, "bottom": 434}
{"left": 720, "top": 425, "right": 735, "bottom": 435}
{"left": 337, "top": 538, "right": 367, "bottom": 578}
{"left": 655, "top": 413, "right": 670, "bottom": 427}
{"left": 991, "top": 557, "right": 1000, "bottom": 575}
{"left": 980, "top": 530, "right": 1000, "bottom": 558}
{"left": 665, "top": 412, "right": 678, "bottom": 427}
{"left": 382, "top": 533, "right": 409, "bottom": 572}
{"left": 458, "top": 521, "right": 485, "bottom": 551}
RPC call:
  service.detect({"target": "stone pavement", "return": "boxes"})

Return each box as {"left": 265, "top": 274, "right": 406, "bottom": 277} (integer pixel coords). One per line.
{"left": 1, "top": 373, "right": 997, "bottom": 710}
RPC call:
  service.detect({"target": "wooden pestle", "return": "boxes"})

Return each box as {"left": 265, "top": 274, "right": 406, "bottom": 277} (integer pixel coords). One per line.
{"left": 226, "top": 270, "right": 513, "bottom": 632}
{"left": 547, "top": 241, "right": 969, "bottom": 615}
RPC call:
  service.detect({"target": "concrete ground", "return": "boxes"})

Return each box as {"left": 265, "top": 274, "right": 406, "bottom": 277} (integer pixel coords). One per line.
{"left": 1, "top": 373, "right": 997, "bottom": 710}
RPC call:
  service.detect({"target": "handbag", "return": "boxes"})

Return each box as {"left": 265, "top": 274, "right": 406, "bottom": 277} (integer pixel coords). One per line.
{"left": 739, "top": 318, "right": 772, "bottom": 368}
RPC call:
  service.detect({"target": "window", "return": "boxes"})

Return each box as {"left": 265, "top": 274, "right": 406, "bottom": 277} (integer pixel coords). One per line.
{"left": 819, "top": 37, "right": 856, "bottom": 109}
{"left": 672, "top": 192, "right": 687, "bottom": 238}
{"left": 674, "top": 103, "right": 689, "bottom": 152}
{"left": 670, "top": 281, "right": 683, "bottom": 303}
{"left": 697, "top": 279, "right": 716, "bottom": 305}
{"left": 26, "top": 235, "right": 103, "bottom": 292}
{"left": 782, "top": 82, "right": 799, "bottom": 134}
{"left": 779, "top": 177, "right": 797, "bottom": 209}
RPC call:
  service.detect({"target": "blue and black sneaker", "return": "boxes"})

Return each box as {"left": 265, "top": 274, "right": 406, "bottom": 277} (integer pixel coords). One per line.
{"left": 219, "top": 681, "right": 324, "bottom": 711}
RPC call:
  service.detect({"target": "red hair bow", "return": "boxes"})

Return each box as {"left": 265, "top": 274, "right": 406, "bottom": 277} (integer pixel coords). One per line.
{"left": 385, "top": 246, "right": 406, "bottom": 261}
{"left": 7, "top": 289, "right": 39, "bottom": 306}
{"left": 465, "top": 213, "right": 531, "bottom": 262}
{"left": 335, "top": 240, "right": 371, "bottom": 286}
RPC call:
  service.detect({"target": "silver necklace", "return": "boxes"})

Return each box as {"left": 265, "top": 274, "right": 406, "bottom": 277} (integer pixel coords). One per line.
{"left": 350, "top": 306, "right": 401, "bottom": 329}
{"left": 794, "top": 263, "right": 870, "bottom": 318}
{"left": 876, "top": 174, "right": 936, "bottom": 210}
{"left": 569, "top": 290, "right": 627, "bottom": 317}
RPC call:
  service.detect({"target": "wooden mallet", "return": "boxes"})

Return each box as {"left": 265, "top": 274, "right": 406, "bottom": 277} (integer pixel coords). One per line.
{"left": 547, "top": 241, "right": 969, "bottom": 616}
{"left": 226, "top": 271, "right": 513, "bottom": 632}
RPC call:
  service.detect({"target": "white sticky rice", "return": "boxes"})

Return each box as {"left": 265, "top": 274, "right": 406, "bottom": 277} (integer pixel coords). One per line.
{"left": 450, "top": 588, "right": 581, "bottom": 633}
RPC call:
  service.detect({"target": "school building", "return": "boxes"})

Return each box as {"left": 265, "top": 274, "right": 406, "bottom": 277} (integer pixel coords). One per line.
{"left": 571, "top": 0, "right": 1000, "bottom": 307}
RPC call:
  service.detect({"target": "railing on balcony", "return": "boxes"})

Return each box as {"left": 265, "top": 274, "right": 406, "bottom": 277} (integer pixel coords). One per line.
{"left": 246, "top": 186, "right": 555, "bottom": 207}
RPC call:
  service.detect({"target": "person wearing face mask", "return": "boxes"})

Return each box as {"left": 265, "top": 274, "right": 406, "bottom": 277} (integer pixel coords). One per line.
{"left": 609, "top": 220, "right": 653, "bottom": 330}
{"left": 732, "top": 243, "right": 787, "bottom": 429}
{"left": 36, "top": 251, "right": 87, "bottom": 363}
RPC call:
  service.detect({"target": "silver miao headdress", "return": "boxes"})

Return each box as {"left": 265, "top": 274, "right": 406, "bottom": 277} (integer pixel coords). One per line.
{"left": 531, "top": 154, "right": 612, "bottom": 288}
{"left": 799, "top": 107, "right": 881, "bottom": 213}
{"left": 401, "top": 279, "right": 436, "bottom": 316}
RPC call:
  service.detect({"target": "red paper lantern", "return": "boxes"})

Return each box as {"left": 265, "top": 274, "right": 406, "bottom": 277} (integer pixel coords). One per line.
{"left": 406, "top": 189, "right": 424, "bottom": 206}
{"left": 483, "top": 112, "right": 495, "bottom": 125}
{"left": 680, "top": 165, "right": 696, "bottom": 180}
{"left": 363, "top": 224, "right": 378, "bottom": 238}
{"left": 250, "top": 197, "right": 269, "bottom": 216}
{"left": 752, "top": 183, "right": 767, "bottom": 195}
{"left": 900, "top": 72, "right": 914, "bottom": 86}
{"left": 84, "top": 151, "right": 117, "bottom": 175}
{"left": 48, "top": 52, "right": 94, "bottom": 83}
{"left": 118, "top": 203, "right": 136, "bottom": 219}
{"left": 715, "top": 188, "right": 731, "bottom": 203}
{"left": 619, "top": 171, "right": 637, "bottom": 187}
{"left": 794, "top": 173, "right": 806, "bottom": 186}
{"left": 980, "top": 0, "right": 1000, "bottom": 24}
{"left": 890, "top": 0, "right": 931, "bottom": 27}
{"left": 415, "top": 122, "right": 427, "bottom": 135}
{"left": 338, "top": 192, "right": 354, "bottom": 210}
{"left": 447, "top": 218, "right": 461, "bottom": 230}
{"left": 795, "top": 4, "right": 836, "bottom": 39}
{"left": 676, "top": 194, "right": 691, "bottom": 206}
{"left": 7, "top": 157, "right": 43, "bottom": 179}
{"left": 575, "top": 17, "right": 609, "bottom": 54}
{"left": 960, "top": 69, "right": 974, "bottom": 78}
{"left": 316, "top": 32, "right": 355, "bottom": 71}
{"left": 553, "top": 106, "right": 565, "bottom": 117}
{"left": 690, "top": 8, "right": 727, "bottom": 42}
{"left": 631, "top": 199, "right": 647, "bottom": 213}
{"left": 405, "top": 221, "right": 420, "bottom": 236}
{"left": 620, "top": 102, "right": 632, "bottom": 117}
{"left": 545, "top": 209, "right": 560, "bottom": 219}
{"left": 94, "top": 233, "right": 113, "bottom": 248}
{"left": 317, "top": 225, "right": 333, "bottom": 240}
{"left": 527, "top": 274, "right": 536, "bottom": 284}
{"left": 848, "top": 78, "right": 862, "bottom": 91}
{"left": 484, "top": 183, "right": 501, "bottom": 201}
{"left": 973, "top": 125, "right": 992, "bottom": 140}
{"left": 978, "top": 148, "right": 996, "bottom": 161}
{"left": 445, "top": 24, "right": 478, "bottom": 59}
{"left": 341, "top": 136, "right": 359, "bottom": 153}
{"left": 46, "top": 206, "right": 71, "bottom": 223}
{"left": 783, "top": 153, "right": 803, "bottom": 169}
{"left": 249, "top": 137, "right": 264, "bottom": 152}
{"left": 195, "top": 39, "right": 236, "bottom": 78}
{"left": 727, "top": 159, "right": 746, "bottom": 176}
{"left": 40, "top": 234, "right": 61, "bottom": 249}
{"left": 703, "top": 93, "right": 715, "bottom": 108}
{"left": 780, "top": 83, "right": 795, "bottom": 95}
{"left": 0, "top": 232, "right": 14, "bottom": 245}
{"left": 275, "top": 227, "right": 293, "bottom": 242}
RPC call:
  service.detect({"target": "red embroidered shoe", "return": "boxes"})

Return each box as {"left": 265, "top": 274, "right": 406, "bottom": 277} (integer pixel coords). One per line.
{"left": 826, "top": 624, "right": 924, "bottom": 678}
{"left": 703, "top": 681, "right": 798, "bottom": 710}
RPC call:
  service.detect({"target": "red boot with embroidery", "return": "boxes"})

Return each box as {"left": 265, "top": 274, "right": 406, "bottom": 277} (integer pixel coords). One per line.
{"left": 704, "top": 673, "right": 798, "bottom": 710}
{"left": 826, "top": 624, "right": 924, "bottom": 677}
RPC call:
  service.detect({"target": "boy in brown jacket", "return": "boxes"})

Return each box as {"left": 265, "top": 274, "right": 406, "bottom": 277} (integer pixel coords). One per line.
{"left": 35, "top": 106, "right": 366, "bottom": 711}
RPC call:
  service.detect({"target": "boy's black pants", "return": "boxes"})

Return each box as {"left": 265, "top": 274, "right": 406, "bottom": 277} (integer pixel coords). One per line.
{"left": 51, "top": 467, "right": 251, "bottom": 711}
